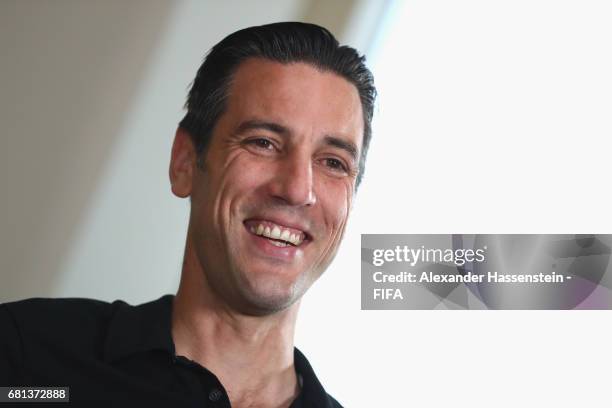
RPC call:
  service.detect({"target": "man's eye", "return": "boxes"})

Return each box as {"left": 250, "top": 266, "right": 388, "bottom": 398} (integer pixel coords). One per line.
{"left": 324, "top": 158, "right": 347, "bottom": 172}
{"left": 249, "top": 138, "right": 274, "bottom": 150}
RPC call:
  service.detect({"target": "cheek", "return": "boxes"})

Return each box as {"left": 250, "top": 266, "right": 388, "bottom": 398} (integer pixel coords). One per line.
{"left": 213, "top": 152, "right": 275, "bottom": 215}
{"left": 318, "top": 178, "right": 353, "bottom": 232}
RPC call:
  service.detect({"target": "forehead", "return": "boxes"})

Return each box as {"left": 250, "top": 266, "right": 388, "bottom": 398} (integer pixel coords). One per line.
{"left": 222, "top": 58, "right": 364, "bottom": 147}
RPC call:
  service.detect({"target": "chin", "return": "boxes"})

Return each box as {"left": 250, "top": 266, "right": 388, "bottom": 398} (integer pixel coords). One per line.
{"left": 236, "top": 275, "right": 305, "bottom": 316}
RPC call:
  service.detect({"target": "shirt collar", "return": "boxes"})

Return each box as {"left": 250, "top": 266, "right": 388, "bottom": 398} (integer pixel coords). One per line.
{"left": 293, "top": 347, "right": 335, "bottom": 407}
{"left": 103, "top": 294, "right": 175, "bottom": 363}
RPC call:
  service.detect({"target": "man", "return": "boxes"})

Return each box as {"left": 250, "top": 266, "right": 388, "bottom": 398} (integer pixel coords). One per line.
{"left": 0, "top": 22, "right": 376, "bottom": 407}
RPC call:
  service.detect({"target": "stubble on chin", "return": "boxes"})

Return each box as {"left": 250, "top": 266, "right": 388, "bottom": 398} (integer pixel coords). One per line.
{"left": 226, "top": 264, "right": 313, "bottom": 316}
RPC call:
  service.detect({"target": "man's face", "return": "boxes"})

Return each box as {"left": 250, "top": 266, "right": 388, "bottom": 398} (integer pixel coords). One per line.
{"left": 188, "top": 59, "right": 364, "bottom": 315}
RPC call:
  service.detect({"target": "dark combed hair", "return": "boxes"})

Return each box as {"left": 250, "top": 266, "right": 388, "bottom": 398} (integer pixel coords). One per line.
{"left": 179, "top": 22, "right": 376, "bottom": 187}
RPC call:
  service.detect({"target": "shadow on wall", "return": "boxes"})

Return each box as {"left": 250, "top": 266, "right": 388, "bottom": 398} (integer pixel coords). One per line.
{"left": 0, "top": 1, "right": 176, "bottom": 301}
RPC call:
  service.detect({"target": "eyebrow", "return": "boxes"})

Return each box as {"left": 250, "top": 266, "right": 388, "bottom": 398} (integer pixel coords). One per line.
{"left": 235, "top": 119, "right": 359, "bottom": 162}
{"left": 323, "top": 135, "right": 359, "bottom": 162}
{"left": 235, "top": 119, "right": 290, "bottom": 137}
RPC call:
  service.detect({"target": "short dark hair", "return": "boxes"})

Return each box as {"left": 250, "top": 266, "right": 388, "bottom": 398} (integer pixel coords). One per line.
{"left": 179, "top": 22, "right": 376, "bottom": 187}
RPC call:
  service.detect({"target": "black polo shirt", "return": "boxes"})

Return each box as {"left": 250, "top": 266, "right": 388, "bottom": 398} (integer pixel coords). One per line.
{"left": 0, "top": 295, "right": 342, "bottom": 407}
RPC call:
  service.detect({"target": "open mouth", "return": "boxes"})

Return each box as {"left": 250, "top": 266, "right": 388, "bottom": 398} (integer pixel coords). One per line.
{"left": 244, "top": 219, "right": 310, "bottom": 248}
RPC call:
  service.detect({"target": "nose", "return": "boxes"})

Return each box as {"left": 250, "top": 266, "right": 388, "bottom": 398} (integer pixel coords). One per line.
{"left": 269, "top": 152, "right": 317, "bottom": 207}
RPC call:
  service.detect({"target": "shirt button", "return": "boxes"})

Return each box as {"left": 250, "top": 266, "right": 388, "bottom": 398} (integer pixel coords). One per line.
{"left": 208, "top": 388, "right": 223, "bottom": 402}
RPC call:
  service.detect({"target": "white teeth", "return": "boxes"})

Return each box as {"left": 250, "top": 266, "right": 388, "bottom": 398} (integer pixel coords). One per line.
{"left": 269, "top": 240, "right": 289, "bottom": 247}
{"left": 271, "top": 226, "right": 281, "bottom": 239}
{"left": 249, "top": 222, "right": 305, "bottom": 246}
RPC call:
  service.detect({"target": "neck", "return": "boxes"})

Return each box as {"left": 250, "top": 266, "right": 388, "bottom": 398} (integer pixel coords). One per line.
{"left": 172, "top": 238, "right": 301, "bottom": 407}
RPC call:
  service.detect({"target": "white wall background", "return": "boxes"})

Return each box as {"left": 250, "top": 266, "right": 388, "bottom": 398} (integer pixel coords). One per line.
{"left": 2, "top": 0, "right": 611, "bottom": 407}
{"left": 299, "top": 1, "right": 612, "bottom": 407}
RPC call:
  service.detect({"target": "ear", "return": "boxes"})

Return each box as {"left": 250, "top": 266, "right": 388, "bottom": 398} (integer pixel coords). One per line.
{"left": 169, "top": 127, "right": 196, "bottom": 198}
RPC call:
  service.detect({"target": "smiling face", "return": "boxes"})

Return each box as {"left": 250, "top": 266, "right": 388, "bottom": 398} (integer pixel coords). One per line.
{"left": 179, "top": 59, "right": 364, "bottom": 315}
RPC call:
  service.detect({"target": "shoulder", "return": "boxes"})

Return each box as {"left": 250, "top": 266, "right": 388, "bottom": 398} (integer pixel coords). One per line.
{"left": 0, "top": 297, "right": 127, "bottom": 384}
{"left": 3, "top": 297, "right": 117, "bottom": 329}
{"left": 3, "top": 296, "right": 114, "bottom": 316}
{"left": 1, "top": 297, "right": 123, "bottom": 357}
